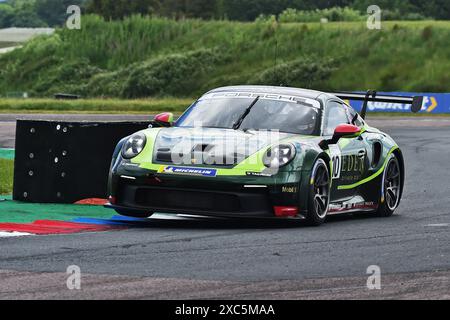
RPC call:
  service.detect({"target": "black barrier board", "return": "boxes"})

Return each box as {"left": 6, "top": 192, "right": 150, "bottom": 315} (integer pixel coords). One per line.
{"left": 13, "top": 120, "right": 149, "bottom": 204}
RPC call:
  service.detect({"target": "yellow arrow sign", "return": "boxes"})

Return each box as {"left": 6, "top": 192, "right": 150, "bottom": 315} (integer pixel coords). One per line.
{"left": 427, "top": 97, "right": 438, "bottom": 113}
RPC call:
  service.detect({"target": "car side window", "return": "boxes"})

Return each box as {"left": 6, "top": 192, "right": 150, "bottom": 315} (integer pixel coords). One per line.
{"left": 347, "top": 105, "right": 364, "bottom": 127}
{"left": 323, "top": 101, "right": 350, "bottom": 136}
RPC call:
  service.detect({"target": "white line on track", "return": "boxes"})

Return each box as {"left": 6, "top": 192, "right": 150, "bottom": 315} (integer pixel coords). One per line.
{"left": 0, "top": 231, "right": 33, "bottom": 238}
{"left": 425, "top": 223, "right": 449, "bottom": 227}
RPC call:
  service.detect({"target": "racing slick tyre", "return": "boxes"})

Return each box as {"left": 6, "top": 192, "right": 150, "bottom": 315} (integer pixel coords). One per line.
{"left": 115, "top": 210, "right": 154, "bottom": 219}
{"left": 377, "top": 154, "right": 402, "bottom": 217}
{"left": 306, "top": 158, "right": 331, "bottom": 226}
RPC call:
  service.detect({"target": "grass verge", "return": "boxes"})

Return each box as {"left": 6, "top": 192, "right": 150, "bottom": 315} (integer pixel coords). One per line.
{"left": 0, "top": 99, "right": 449, "bottom": 116}
{"left": 0, "top": 98, "right": 193, "bottom": 114}
{"left": 0, "top": 159, "right": 14, "bottom": 195}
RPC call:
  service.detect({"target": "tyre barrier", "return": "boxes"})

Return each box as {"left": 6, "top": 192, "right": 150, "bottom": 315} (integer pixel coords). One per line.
{"left": 13, "top": 120, "right": 149, "bottom": 204}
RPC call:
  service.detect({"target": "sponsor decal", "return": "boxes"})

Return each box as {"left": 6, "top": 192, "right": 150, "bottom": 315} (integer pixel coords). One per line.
{"left": 122, "top": 162, "right": 140, "bottom": 168}
{"left": 329, "top": 144, "right": 365, "bottom": 182}
{"left": 246, "top": 171, "right": 272, "bottom": 177}
{"left": 282, "top": 186, "right": 298, "bottom": 193}
{"left": 341, "top": 154, "right": 365, "bottom": 173}
{"left": 158, "top": 166, "right": 217, "bottom": 177}
{"left": 339, "top": 154, "right": 365, "bottom": 183}
{"left": 347, "top": 92, "right": 450, "bottom": 114}
{"left": 329, "top": 201, "right": 377, "bottom": 213}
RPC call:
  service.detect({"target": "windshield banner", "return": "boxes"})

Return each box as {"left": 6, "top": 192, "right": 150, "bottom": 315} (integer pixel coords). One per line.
{"left": 346, "top": 92, "right": 450, "bottom": 114}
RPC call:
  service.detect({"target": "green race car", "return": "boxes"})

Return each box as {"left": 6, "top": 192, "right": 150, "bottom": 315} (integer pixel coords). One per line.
{"left": 106, "top": 86, "right": 422, "bottom": 225}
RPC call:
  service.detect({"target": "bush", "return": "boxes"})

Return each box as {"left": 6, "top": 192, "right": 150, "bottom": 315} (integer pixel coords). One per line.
{"left": 251, "top": 58, "right": 338, "bottom": 89}
{"left": 120, "top": 49, "right": 228, "bottom": 98}
{"left": 382, "top": 10, "right": 428, "bottom": 21}
{"left": 87, "top": 70, "right": 130, "bottom": 98}
{"left": 0, "top": 34, "right": 63, "bottom": 93}
{"left": 33, "top": 59, "right": 103, "bottom": 96}
{"left": 279, "top": 7, "right": 364, "bottom": 23}
{"left": 422, "top": 26, "right": 433, "bottom": 41}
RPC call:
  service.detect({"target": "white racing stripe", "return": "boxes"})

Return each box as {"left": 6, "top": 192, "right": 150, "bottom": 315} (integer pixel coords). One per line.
{"left": 0, "top": 231, "right": 34, "bottom": 238}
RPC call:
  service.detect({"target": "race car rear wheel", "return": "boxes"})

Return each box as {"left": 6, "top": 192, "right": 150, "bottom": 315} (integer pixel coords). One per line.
{"left": 306, "top": 158, "right": 330, "bottom": 226}
{"left": 377, "top": 154, "right": 402, "bottom": 217}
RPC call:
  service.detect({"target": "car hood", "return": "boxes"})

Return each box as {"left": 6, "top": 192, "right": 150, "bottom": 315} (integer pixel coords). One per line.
{"left": 152, "top": 127, "right": 295, "bottom": 166}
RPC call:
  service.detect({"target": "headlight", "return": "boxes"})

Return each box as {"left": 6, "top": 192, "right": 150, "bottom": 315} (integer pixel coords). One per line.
{"left": 263, "top": 144, "right": 296, "bottom": 168}
{"left": 122, "top": 133, "right": 147, "bottom": 159}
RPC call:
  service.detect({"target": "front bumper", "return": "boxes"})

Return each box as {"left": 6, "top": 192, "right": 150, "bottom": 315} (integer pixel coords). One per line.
{"left": 108, "top": 184, "right": 273, "bottom": 217}
{"left": 108, "top": 166, "right": 304, "bottom": 219}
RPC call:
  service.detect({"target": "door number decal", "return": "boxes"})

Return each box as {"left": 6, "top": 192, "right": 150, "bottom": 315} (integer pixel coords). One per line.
{"left": 329, "top": 145, "right": 342, "bottom": 179}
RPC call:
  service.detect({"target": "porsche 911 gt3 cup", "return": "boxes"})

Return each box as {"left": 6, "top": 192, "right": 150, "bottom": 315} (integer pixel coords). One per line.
{"left": 106, "top": 86, "right": 422, "bottom": 225}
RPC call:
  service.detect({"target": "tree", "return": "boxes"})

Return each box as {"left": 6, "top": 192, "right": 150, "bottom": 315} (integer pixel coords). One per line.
{"left": 411, "top": 0, "right": 450, "bottom": 20}
{"left": 185, "top": 0, "right": 217, "bottom": 19}
{"left": 158, "top": 0, "right": 217, "bottom": 20}
{"left": 86, "top": 0, "right": 160, "bottom": 20}
{"left": 10, "top": 0, "right": 47, "bottom": 27}
{"left": 0, "top": 3, "right": 15, "bottom": 28}
{"left": 35, "top": 0, "right": 86, "bottom": 26}
{"left": 71, "top": 0, "right": 450, "bottom": 22}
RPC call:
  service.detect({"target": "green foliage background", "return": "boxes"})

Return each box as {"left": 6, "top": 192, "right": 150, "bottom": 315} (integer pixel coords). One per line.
{"left": 1, "top": 16, "right": 450, "bottom": 98}
{"left": 1, "top": 0, "right": 450, "bottom": 29}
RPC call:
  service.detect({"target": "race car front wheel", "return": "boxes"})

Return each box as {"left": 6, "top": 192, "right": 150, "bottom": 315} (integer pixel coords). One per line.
{"left": 377, "top": 154, "right": 402, "bottom": 217}
{"left": 306, "top": 158, "right": 330, "bottom": 226}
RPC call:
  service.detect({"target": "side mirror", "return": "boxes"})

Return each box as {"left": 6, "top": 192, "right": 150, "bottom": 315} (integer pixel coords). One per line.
{"left": 333, "top": 124, "right": 362, "bottom": 141}
{"left": 152, "top": 112, "right": 174, "bottom": 128}
{"left": 320, "top": 124, "right": 362, "bottom": 149}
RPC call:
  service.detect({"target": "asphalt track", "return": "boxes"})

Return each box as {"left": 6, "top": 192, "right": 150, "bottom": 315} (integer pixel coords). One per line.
{"left": 0, "top": 114, "right": 449, "bottom": 299}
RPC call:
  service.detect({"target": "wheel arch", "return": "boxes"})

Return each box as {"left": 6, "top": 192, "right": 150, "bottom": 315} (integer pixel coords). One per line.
{"left": 298, "top": 151, "right": 332, "bottom": 217}
{"left": 392, "top": 148, "right": 405, "bottom": 201}
{"left": 317, "top": 152, "right": 332, "bottom": 174}
{"left": 301, "top": 149, "right": 332, "bottom": 174}
{"left": 303, "top": 152, "right": 331, "bottom": 226}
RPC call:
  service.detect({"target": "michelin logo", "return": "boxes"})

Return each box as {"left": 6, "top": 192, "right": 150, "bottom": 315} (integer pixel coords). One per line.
{"left": 159, "top": 166, "right": 217, "bottom": 177}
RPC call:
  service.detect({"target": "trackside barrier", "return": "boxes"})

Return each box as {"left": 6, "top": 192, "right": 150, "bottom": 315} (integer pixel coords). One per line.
{"left": 346, "top": 92, "right": 450, "bottom": 114}
{"left": 13, "top": 120, "right": 149, "bottom": 204}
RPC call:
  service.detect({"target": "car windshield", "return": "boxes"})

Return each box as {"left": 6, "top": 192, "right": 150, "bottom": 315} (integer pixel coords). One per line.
{"left": 176, "top": 97, "right": 320, "bottom": 135}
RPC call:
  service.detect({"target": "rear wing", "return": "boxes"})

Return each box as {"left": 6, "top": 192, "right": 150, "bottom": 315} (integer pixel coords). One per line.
{"left": 330, "top": 90, "right": 424, "bottom": 119}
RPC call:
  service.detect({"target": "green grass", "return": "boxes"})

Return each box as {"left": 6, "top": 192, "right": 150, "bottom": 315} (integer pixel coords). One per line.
{"left": 0, "top": 159, "right": 14, "bottom": 195}
{"left": 1, "top": 16, "right": 449, "bottom": 99}
{"left": 0, "top": 98, "right": 193, "bottom": 114}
